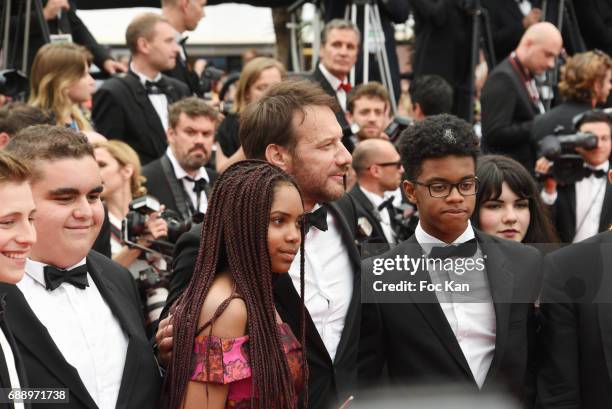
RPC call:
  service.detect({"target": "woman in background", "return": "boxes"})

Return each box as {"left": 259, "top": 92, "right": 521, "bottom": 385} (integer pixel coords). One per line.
{"left": 215, "top": 58, "right": 285, "bottom": 172}
{"left": 29, "top": 43, "right": 95, "bottom": 131}
{"left": 472, "top": 154, "right": 558, "bottom": 243}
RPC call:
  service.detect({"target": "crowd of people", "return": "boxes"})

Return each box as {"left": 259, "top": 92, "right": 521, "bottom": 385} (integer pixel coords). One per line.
{"left": 0, "top": 1, "right": 611, "bottom": 408}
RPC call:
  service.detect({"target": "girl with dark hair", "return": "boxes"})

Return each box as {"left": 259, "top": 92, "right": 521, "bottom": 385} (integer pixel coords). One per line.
{"left": 162, "top": 160, "right": 306, "bottom": 409}
{"left": 472, "top": 155, "right": 558, "bottom": 243}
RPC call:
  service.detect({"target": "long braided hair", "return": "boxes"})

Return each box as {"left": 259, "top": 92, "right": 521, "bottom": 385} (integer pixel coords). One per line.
{"left": 162, "top": 160, "right": 308, "bottom": 409}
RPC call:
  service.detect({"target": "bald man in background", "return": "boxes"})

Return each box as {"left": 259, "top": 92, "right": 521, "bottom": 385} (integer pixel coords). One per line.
{"left": 481, "top": 22, "right": 562, "bottom": 173}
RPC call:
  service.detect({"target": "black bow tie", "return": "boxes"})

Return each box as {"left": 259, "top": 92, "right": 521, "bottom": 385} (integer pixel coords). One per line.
{"left": 179, "top": 36, "right": 188, "bottom": 47}
{"left": 428, "top": 238, "right": 478, "bottom": 259}
{"left": 144, "top": 78, "right": 168, "bottom": 95}
{"left": 184, "top": 176, "right": 210, "bottom": 195}
{"left": 583, "top": 167, "right": 606, "bottom": 179}
{"left": 377, "top": 196, "right": 396, "bottom": 212}
{"left": 305, "top": 206, "right": 328, "bottom": 232}
{"left": 43, "top": 264, "right": 89, "bottom": 291}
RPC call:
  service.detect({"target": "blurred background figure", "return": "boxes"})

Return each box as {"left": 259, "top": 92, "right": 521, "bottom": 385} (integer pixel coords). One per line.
{"left": 408, "top": 74, "right": 454, "bottom": 121}
{"left": 0, "top": 103, "right": 52, "bottom": 149}
{"left": 346, "top": 82, "right": 391, "bottom": 144}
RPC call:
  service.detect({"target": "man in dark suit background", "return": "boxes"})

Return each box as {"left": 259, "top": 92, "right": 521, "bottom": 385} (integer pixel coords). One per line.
{"left": 350, "top": 138, "right": 404, "bottom": 246}
{"left": 311, "top": 19, "right": 360, "bottom": 152}
{"left": 161, "top": 0, "right": 207, "bottom": 96}
{"left": 143, "top": 97, "right": 217, "bottom": 223}
{"left": 158, "top": 79, "right": 361, "bottom": 409}
{"left": 481, "top": 22, "right": 562, "bottom": 173}
{"left": 359, "top": 114, "right": 541, "bottom": 406}
{"left": 540, "top": 110, "right": 612, "bottom": 243}
{"left": 3, "top": 125, "right": 161, "bottom": 409}
{"left": 93, "top": 13, "right": 190, "bottom": 165}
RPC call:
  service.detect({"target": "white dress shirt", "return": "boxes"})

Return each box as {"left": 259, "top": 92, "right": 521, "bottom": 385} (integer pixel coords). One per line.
{"left": 0, "top": 328, "right": 24, "bottom": 409}
{"left": 288, "top": 205, "right": 353, "bottom": 361}
{"left": 360, "top": 186, "right": 397, "bottom": 244}
{"left": 540, "top": 161, "right": 609, "bottom": 242}
{"left": 415, "top": 221, "right": 496, "bottom": 388}
{"left": 318, "top": 63, "right": 349, "bottom": 112}
{"left": 166, "top": 148, "right": 210, "bottom": 214}
{"left": 130, "top": 63, "right": 169, "bottom": 130}
{"left": 18, "top": 259, "right": 128, "bottom": 409}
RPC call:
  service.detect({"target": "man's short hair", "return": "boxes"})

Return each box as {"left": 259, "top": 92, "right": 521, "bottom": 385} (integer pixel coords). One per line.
{"left": 352, "top": 139, "right": 394, "bottom": 176}
{"left": 0, "top": 103, "right": 52, "bottom": 137}
{"left": 5, "top": 125, "right": 93, "bottom": 181}
{"left": 347, "top": 82, "right": 390, "bottom": 113}
{"left": 240, "top": 79, "right": 339, "bottom": 160}
{"left": 409, "top": 75, "right": 454, "bottom": 116}
{"left": 0, "top": 151, "right": 30, "bottom": 185}
{"left": 399, "top": 114, "right": 480, "bottom": 180}
{"left": 126, "top": 13, "right": 169, "bottom": 55}
{"left": 558, "top": 50, "right": 612, "bottom": 103}
{"left": 321, "top": 19, "right": 361, "bottom": 45}
{"left": 168, "top": 97, "right": 219, "bottom": 129}
{"left": 574, "top": 109, "right": 612, "bottom": 131}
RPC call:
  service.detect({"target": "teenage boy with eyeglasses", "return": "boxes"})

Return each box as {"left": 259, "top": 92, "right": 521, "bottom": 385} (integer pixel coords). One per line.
{"left": 359, "top": 114, "right": 542, "bottom": 407}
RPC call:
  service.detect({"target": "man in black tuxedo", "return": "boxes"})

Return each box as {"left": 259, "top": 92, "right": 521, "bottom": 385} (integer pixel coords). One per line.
{"left": 359, "top": 114, "right": 542, "bottom": 406}
{"left": 481, "top": 22, "right": 562, "bottom": 173}
{"left": 158, "top": 79, "right": 361, "bottom": 409}
{"left": 408, "top": 74, "right": 454, "bottom": 121}
{"left": 540, "top": 110, "right": 612, "bottom": 243}
{"left": 311, "top": 19, "right": 360, "bottom": 152}
{"left": 143, "top": 97, "right": 217, "bottom": 223}
{"left": 532, "top": 50, "right": 612, "bottom": 142}
{"left": 350, "top": 138, "right": 404, "bottom": 246}
{"left": 2, "top": 126, "right": 161, "bottom": 409}
{"left": 161, "top": 0, "right": 207, "bottom": 96}
{"left": 7, "top": 0, "right": 125, "bottom": 75}
{"left": 93, "top": 13, "right": 190, "bottom": 165}
{"left": 537, "top": 216, "right": 612, "bottom": 408}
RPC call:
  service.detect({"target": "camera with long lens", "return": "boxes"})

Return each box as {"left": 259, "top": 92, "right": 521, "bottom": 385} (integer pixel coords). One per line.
{"left": 385, "top": 116, "right": 413, "bottom": 144}
{"left": 0, "top": 69, "right": 29, "bottom": 101}
{"left": 122, "top": 195, "right": 191, "bottom": 256}
{"left": 198, "top": 66, "right": 225, "bottom": 98}
{"left": 538, "top": 132, "right": 598, "bottom": 185}
{"left": 136, "top": 265, "right": 170, "bottom": 335}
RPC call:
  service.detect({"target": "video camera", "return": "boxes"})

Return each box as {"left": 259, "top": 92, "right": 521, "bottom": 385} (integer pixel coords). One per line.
{"left": 538, "top": 132, "right": 598, "bottom": 185}
{"left": 122, "top": 195, "right": 191, "bottom": 257}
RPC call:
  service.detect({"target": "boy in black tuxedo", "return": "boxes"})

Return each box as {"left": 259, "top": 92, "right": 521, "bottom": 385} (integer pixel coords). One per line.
{"left": 0, "top": 152, "right": 36, "bottom": 409}
{"left": 359, "top": 114, "right": 541, "bottom": 405}
{"left": 2, "top": 126, "right": 161, "bottom": 409}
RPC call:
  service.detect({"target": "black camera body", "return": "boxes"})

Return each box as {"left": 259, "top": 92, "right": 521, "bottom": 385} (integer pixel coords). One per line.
{"left": 538, "top": 132, "right": 598, "bottom": 185}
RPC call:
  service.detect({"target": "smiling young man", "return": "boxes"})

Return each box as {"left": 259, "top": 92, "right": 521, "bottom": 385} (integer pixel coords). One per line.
{"left": 1, "top": 125, "right": 161, "bottom": 409}
{"left": 359, "top": 114, "right": 542, "bottom": 405}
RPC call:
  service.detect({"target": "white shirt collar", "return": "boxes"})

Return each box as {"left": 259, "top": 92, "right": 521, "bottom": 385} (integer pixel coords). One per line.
{"left": 318, "top": 63, "right": 346, "bottom": 91}
{"left": 586, "top": 161, "right": 610, "bottom": 172}
{"left": 359, "top": 185, "right": 386, "bottom": 207}
{"left": 415, "top": 220, "right": 475, "bottom": 256}
{"left": 130, "top": 62, "right": 162, "bottom": 86}
{"left": 25, "top": 258, "right": 87, "bottom": 288}
{"left": 165, "top": 148, "right": 209, "bottom": 182}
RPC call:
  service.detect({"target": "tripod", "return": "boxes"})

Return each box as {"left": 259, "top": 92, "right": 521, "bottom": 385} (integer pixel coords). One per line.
{"left": 287, "top": 0, "right": 323, "bottom": 72}
{"left": 467, "top": 0, "right": 496, "bottom": 124}
{"left": 344, "top": 0, "right": 397, "bottom": 114}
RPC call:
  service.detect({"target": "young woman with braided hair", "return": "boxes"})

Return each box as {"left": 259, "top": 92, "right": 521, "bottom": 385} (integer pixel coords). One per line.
{"left": 162, "top": 160, "right": 307, "bottom": 409}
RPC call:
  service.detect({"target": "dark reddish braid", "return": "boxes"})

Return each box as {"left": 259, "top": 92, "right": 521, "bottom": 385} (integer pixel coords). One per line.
{"left": 162, "top": 160, "right": 308, "bottom": 409}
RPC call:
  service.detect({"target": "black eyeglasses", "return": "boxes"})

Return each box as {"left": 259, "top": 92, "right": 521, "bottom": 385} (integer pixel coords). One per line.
{"left": 412, "top": 178, "right": 479, "bottom": 198}
{"left": 371, "top": 161, "right": 402, "bottom": 169}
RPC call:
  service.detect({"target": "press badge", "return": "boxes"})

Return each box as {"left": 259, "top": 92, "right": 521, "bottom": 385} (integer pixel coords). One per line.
{"left": 50, "top": 34, "right": 73, "bottom": 44}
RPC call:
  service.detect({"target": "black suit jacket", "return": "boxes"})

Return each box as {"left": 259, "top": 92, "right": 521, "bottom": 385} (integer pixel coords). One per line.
{"left": 162, "top": 196, "right": 362, "bottom": 409}
{"left": 531, "top": 101, "right": 591, "bottom": 143}
{"left": 142, "top": 155, "right": 217, "bottom": 221}
{"left": 481, "top": 57, "right": 540, "bottom": 172}
{"left": 574, "top": 0, "right": 612, "bottom": 56}
{"left": 348, "top": 184, "right": 389, "bottom": 247}
{"left": 537, "top": 231, "right": 612, "bottom": 408}
{"left": 359, "top": 231, "right": 542, "bottom": 404}
{"left": 549, "top": 170, "right": 612, "bottom": 243}
{"left": 7, "top": 0, "right": 110, "bottom": 73}
{"left": 162, "top": 42, "right": 201, "bottom": 97}
{"left": 92, "top": 72, "right": 190, "bottom": 165}
{"left": 0, "top": 251, "right": 162, "bottom": 409}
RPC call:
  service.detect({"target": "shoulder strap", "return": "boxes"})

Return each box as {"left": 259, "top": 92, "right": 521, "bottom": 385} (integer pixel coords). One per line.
{"left": 196, "top": 289, "right": 244, "bottom": 337}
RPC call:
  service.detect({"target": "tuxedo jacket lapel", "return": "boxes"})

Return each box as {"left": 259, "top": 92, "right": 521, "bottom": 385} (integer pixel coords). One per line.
{"left": 598, "top": 182, "right": 612, "bottom": 233}
{"left": 349, "top": 185, "right": 387, "bottom": 243}
{"left": 2, "top": 285, "right": 97, "bottom": 408}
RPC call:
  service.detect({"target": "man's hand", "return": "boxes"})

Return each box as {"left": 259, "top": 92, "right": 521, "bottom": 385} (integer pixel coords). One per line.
{"left": 43, "top": 0, "right": 69, "bottom": 20}
{"left": 156, "top": 314, "right": 174, "bottom": 367}
{"left": 535, "top": 156, "right": 557, "bottom": 194}
{"left": 102, "top": 59, "right": 127, "bottom": 75}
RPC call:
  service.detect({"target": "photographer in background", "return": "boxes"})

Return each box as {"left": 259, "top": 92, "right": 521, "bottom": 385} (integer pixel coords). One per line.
{"left": 93, "top": 140, "right": 168, "bottom": 275}
{"left": 540, "top": 110, "right": 612, "bottom": 243}
{"left": 408, "top": 74, "right": 454, "bottom": 121}
{"left": 532, "top": 50, "right": 612, "bottom": 141}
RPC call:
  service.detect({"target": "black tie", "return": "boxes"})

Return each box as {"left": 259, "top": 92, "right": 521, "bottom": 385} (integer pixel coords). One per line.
{"left": 305, "top": 207, "right": 328, "bottom": 232}
{"left": 185, "top": 177, "right": 210, "bottom": 223}
{"left": 583, "top": 167, "right": 606, "bottom": 179}
{"left": 43, "top": 264, "right": 89, "bottom": 291}
{"left": 144, "top": 78, "right": 168, "bottom": 95}
{"left": 428, "top": 238, "right": 478, "bottom": 259}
